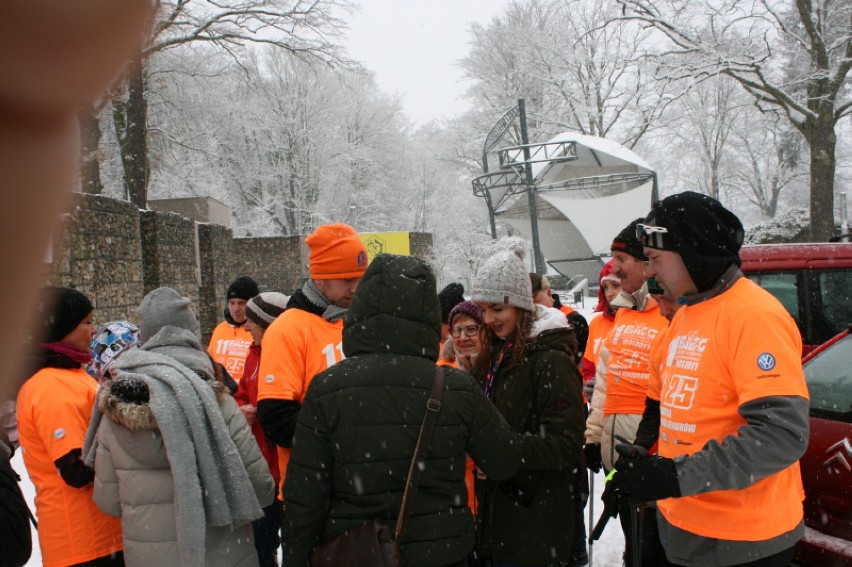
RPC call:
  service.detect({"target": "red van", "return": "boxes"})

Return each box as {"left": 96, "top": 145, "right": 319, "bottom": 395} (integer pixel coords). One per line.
{"left": 796, "top": 326, "right": 852, "bottom": 567}
{"left": 740, "top": 242, "right": 852, "bottom": 355}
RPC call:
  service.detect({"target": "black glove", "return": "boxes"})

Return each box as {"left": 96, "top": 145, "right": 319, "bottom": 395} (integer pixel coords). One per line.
{"left": 584, "top": 443, "right": 603, "bottom": 473}
{"left": 603, "top": 443, "right": 681, "bottom": 508}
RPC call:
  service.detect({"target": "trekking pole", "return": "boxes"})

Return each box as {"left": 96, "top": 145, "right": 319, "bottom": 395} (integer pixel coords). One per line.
{"left": 629, "top": 504, "right": 641, "bottom": 567}
{"left": 587, "top": 469, "right": 595, "bottom": 567}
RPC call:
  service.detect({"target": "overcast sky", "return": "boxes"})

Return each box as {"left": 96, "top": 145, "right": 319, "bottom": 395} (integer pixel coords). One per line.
{"left": 343, "top": 0, "right": 512, "bottom": 127}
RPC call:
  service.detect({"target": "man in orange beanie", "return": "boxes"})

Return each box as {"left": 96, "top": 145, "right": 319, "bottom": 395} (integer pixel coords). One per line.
{"left": 256, "top": 224, "right": 368, "bottom": 495}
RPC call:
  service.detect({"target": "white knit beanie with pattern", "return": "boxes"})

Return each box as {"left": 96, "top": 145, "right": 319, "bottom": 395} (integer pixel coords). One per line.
{"left": 471, "top": 237, "right": 535, "bottom": 311}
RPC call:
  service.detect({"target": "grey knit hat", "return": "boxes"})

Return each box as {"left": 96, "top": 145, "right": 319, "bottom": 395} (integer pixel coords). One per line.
{"left": 471, "top": 237, "right": 535, "bottom": 311}
{"left": 137, "top": 287, "right": 201, "bottom": 343}
{"left": 245, "top": 292, "right": 290, "bottom": 329}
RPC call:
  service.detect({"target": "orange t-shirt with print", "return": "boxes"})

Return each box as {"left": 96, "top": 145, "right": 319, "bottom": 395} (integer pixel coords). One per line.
{"left": 654, "top": 277, "right": 807, "bottom": 541}
{"left": 207, "top": 321, "right": 254, "bottom": 381}
{"left": 257, "top": 308, "right": 345, "bottom": 488}
{"left": 583, "top": 313, "right": 615, "bottom": 368}
{"left": 603, "top": 301, "right": 669, "bottom": 416}
{"left": 16, "top": 367, "right": 123, "bottom": 567}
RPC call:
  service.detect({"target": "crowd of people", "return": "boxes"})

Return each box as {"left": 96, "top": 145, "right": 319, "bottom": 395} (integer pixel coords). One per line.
{"left": 1, "top": 191, "right": 810, "bottom": 567}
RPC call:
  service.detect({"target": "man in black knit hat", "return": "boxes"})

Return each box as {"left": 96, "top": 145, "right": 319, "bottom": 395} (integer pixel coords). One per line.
{"left": 207, "top": 276, "right": 260, "bottom": 382}
{"left": 604, "top": 191, "right": 809, "bottom": 567}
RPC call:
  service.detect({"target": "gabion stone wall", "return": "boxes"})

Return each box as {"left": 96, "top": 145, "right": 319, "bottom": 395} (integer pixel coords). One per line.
{"left": 232, "top": 236, "right": 306, "bottom": 297}
{"left": 49, "top": 194, "right": 145, "bottom": 325}
{"left": 409, "top": 232, "right": 434, "bottom": 263}
{"left": 139, "top": 210, "right": 200, "bottom": 306}
{"left": 48, "top": 194, "right": 433, "bottom": 343}
{"left": 197, "top": 223, "right": 234, "bottom": 345}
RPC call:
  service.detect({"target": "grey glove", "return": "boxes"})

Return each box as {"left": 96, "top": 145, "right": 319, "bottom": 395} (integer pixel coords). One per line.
{"left": 583, "top": 378, "right": 596, "bottom": 403}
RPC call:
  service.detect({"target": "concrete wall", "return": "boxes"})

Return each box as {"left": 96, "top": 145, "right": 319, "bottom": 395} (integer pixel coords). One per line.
{"left": 48, "top": 194, "right": 433, "bottom": 344}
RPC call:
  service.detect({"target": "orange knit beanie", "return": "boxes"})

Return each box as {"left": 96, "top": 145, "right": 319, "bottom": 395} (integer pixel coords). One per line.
{"left": 306, "top": 224, "right": 369, "bottom": 280}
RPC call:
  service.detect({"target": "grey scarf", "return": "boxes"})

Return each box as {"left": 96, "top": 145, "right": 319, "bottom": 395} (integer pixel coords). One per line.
{"left": 101, "top": 331, "right": 263, "bottom": 567}
{"left": 304, "top": 278, "right": 349, "bottom": 322}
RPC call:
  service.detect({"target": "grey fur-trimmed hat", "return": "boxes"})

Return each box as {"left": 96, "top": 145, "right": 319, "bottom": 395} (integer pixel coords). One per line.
{"left": 471, "top": 237, "right": 535, "bottom": 312}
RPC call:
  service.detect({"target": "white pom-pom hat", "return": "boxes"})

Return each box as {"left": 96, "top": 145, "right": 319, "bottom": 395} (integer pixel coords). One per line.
{"left": 471, "top": 237, "right": 535, "bottom": 311}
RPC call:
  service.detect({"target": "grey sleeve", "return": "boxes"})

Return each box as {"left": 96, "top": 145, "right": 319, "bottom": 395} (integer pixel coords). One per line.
{"left": 93, "top": 424, "right": 122, "bottom": 517}
{"left": 676, "top": 395, "right": 809, "bottom": 496}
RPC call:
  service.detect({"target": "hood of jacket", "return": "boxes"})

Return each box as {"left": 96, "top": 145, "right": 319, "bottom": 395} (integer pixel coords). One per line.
{"left": 98, "top": 349, "right": 228, "bottom": 432}
{"left": 526, "top": 325, "right": 577, "bottom": 360}
{"left": 101, "top": 326, "right": 219, "bottom": 431}
{"left": 529, "top": 304, "right": 569, "bottom": 338}
{"left": 343, "top": 254, "right": 442, "bottom": 361}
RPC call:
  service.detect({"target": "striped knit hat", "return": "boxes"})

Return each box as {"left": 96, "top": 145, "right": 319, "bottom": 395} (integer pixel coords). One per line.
{"left": 245, "top": 292, "right": 290, "bottom": 329}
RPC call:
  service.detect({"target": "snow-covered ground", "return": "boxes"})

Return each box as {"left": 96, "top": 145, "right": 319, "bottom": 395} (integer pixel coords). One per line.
{"left": 13, "top": 448, "right": 625, "bottom": 566}
{"left": 16, "top": 295, "right": 626, "bottom": 566}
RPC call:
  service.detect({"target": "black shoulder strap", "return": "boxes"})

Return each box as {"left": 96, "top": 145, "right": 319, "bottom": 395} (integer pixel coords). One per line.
{"left": 394, "top": 365, "right": 444, "bottom": 540}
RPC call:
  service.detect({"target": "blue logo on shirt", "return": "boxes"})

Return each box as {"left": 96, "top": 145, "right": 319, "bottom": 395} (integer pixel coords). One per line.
{"left": 757, "top": 353, "right": 776, "bottom": 371}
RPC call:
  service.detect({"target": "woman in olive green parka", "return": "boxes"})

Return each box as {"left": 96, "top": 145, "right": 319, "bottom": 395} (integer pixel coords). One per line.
{"left": 471, "top": 239, "right": 585, "bottom": 567}
{"left": 284, "top": 253, "right": 557, "bottom": 567}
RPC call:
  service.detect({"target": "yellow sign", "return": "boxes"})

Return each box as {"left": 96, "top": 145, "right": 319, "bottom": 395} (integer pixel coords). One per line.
{"left": 359, "top": 232, "right": 411, "bottom": 263}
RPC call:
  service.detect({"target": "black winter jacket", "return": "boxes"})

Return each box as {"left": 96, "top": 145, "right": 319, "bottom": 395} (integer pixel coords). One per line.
{"left": 475, "top": 326, "right": 585, "bottom": 565}
{"left": 283, "top": 254, "right": 527, "bottom": 567}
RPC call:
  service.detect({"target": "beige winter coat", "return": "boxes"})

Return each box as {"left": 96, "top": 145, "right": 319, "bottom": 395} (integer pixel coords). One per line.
{"left": 93, "top": 379, "right": 274, "bottom": 567}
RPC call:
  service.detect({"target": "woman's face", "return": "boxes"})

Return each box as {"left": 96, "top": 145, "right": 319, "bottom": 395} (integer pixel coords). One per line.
{"left": 451, "top": 315, "right": 482, "bottom": 357}
{"left": 61, "top": 312, "right": 96, "bottom": 352}
{"left": 477, "top": 303, "right": 520, "bottom": 340}
{"left": 602, "top": 279, "right": 621, "bottom": 304}
{"left": 244, "top": 318, "right": 264, "bottom": 346}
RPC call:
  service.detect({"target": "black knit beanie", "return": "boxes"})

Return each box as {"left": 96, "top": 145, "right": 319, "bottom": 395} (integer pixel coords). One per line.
{"left": 37, "top": 286, "right": 94, "bottom": 343}
{"left": 644, "top": 191, "right": 744, "bottom": 293}
{"left": 227, "top": 276, "right": 260, "bottom": 301}
{"left": 611, "top": 218, "right": 648, "bottom": 261}
{"left": 438, "top": 282, "right": 465, "bottom": 324}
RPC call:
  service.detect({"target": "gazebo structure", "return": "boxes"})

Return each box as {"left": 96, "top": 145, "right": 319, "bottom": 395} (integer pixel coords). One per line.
{"left": 473, "top": 131, "right": 657, "bottom": 285}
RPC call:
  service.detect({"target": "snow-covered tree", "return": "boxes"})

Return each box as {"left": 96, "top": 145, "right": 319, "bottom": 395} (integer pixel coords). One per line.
{"left": 618, "top": 0, "right": 852, "bottom": 240}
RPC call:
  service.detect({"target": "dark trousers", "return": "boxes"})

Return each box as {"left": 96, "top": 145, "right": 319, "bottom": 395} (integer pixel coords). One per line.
{"left": 572, "top": 450, "right": 589, "bottom": 554}
{"left": 253, "top": 497, "right": 283, "bottom": 567}
{"left": 620, "top": 505, "right": 675, "bottom": 567}
{"left": 727, "top": 546, "right": 796, "bottom": 567}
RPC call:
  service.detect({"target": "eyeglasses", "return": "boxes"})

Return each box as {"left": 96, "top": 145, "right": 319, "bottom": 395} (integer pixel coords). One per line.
{"left": 451, "top": 324, "right": 481, "bottom": 339}
{"left": 636, "top": 223, "right": 669, "bottom": 249}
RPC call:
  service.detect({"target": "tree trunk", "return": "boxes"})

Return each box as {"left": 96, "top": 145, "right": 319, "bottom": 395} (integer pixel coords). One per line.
{"left": 115, "top": 61, "right": 149, "bottom": 209}
{"left": 78, "top": 105, "right": 103, "bottom": 194}
{"left": 807, "top": 114, "right": 836, "bottom": 241}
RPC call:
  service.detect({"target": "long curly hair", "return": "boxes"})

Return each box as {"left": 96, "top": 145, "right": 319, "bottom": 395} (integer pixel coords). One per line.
{"left": 473, "top": 307, "right": 536, "bottom": 382}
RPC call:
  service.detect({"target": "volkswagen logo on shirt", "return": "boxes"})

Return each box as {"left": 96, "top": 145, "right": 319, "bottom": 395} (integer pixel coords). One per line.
{"left": 757, "top": 353, "right": 776, "bottom": 371}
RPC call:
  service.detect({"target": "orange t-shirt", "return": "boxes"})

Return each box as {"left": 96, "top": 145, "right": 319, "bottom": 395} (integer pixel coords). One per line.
{"left": 16, "top": 367, "right": 123, "bottom": 567}
{"left": 603, "top": 301, "right": 669, "bottom": 416}
{"left": 654, "top": 278, "right": 808, "bottom": 541}
{"left": 207, "top": 321, "right": 254, "bottom": 381}
{"left": 583, "top": 313, "right": 615, "bottom": 368}
{"left": 257, "top": 308, "right": 345, "bottom": 487}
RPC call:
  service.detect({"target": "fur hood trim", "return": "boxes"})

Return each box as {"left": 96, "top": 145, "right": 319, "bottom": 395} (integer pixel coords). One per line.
{"left": 98, "top": 376, "right": 229, "bottom": 432}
